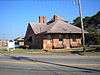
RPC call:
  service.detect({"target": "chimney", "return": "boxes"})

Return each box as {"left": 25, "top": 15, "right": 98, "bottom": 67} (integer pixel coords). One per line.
{"left": 39, "top": 16, "right": 46, "bottom": 24}
{"left": 53, "top": 15, "right": 61, "bottom": 21}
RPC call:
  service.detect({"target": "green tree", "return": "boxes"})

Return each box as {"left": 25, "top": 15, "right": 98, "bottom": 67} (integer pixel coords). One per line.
{"left": 73, "top": 11, "right": 100, "bottom": 45}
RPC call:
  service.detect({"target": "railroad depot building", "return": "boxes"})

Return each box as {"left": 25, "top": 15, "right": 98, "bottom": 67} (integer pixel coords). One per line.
{"left": 25, "top": 15, "right": 88, "bottom": 50}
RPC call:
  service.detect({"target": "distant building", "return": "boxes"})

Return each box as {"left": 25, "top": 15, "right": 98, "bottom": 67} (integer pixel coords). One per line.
{"left": 25, "top": 15, "right": 88, "bottom": 50}
{"left": 14, "top": 36, "right": 24, "bottom": 48}
{"left": 0, "top": 39, "right": 8, "bottom": 47}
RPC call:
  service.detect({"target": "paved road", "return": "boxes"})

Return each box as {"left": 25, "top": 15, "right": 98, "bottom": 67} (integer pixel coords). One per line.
{"left": 0, "top": 55, "right": 100, "bottom": 75}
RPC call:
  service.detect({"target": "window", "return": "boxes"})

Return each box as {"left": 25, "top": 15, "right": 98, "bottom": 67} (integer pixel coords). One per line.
{"left": 48, "top": 35, "right": 52, "bottom": 40}
{"left": 28, "top": 36, "right": 32, "bottom": 42}
{"left": 72, "top": 35, "right": 77, "bottom": 42}
{"left": 59, "top": 35, "right": 63, "bottom": 41}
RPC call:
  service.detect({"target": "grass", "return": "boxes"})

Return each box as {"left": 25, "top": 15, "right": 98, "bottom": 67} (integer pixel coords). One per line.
{"left": 0, "top": 47, "right": 100, "bottom": 56}
{"left": 0, "top": 48, "right": 42, "bottom": 55}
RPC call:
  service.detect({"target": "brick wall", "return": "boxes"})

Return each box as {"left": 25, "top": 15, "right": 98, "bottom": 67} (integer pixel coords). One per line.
{"left": 42, "top": 34, "right": 82, "bottom": 49}
{"left": 0, "top": 40, "right": 8, "bottom": 47}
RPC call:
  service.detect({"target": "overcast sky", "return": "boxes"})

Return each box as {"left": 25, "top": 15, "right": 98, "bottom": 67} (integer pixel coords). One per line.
{"left": 0, "top": 0, "right": 100, "bottom": 39}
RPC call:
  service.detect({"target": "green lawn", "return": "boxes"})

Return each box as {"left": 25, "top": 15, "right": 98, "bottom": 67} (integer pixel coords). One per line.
{"left": 0, "top": 48, "right": 99, "bottom": 56}
{"left": 0, "top": 48, "right": 42, "bottom": 55}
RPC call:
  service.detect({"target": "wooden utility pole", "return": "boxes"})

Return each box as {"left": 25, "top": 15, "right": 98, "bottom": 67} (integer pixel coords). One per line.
{"left": 77, "top": 0, "right": 85, "bottom": 52}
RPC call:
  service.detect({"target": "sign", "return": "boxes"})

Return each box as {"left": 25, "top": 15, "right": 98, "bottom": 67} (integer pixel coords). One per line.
{"left": 7, "top": 40, "right": 15, "bottom": 51}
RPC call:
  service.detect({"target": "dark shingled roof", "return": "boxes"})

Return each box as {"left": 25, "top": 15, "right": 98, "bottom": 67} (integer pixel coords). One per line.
{"left": 29, "top": 17, "right": 88, "bottom": 34}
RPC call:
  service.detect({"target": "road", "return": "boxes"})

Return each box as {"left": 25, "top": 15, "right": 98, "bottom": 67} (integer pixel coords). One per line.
{"left": 0, "top": 54, "right": 100, "bottom": 75}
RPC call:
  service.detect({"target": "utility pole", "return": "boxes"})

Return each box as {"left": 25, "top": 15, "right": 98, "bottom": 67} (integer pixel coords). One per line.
{"left": 77, "top": 0, "right": 85, "bottom": 53}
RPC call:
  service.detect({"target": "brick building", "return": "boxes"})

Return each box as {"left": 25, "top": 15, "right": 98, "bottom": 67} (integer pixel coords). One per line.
{"left": 25, "top": 15, "right": 88, "bottom": 50}
{"left": 0, "top": 39, "right": 8, "bottom": 47}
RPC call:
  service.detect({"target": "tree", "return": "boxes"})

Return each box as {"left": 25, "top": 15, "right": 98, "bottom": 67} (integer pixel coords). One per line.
{"left": 73, "top": 11, "right": 100, "bottom": 45}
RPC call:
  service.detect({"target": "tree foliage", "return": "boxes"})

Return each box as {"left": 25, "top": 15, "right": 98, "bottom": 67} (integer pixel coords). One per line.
{"left": 73, "top": 11, "right": 100, "bottom": 45}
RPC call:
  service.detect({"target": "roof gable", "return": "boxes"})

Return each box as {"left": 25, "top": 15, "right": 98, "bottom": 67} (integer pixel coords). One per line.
{"left": 25, "top": 23, "right": 35, "bottom": 38}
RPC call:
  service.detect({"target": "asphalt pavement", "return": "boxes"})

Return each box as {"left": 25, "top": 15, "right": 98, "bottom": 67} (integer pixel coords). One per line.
{"left": 0, "top": 54, "right": 100, "bottom": 75}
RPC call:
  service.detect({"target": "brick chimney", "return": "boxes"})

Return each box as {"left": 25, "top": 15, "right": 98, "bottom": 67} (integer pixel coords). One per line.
{"left": 53, "top": 15, "right": 61, "bottom": 21}
{"left": 39, "top": 16, "right": 46, "bottom": 24}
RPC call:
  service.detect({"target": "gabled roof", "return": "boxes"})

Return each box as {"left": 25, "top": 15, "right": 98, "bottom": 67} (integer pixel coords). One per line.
{"left": 29, "top": 16, "right": 88, "bottom": 34}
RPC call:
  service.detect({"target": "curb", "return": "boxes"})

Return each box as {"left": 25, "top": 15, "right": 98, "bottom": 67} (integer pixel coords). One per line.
{"left": 0, "top": 61, "right": 39, "bottom": 64}
{"left": 0, "top": 61, "right": 100, "bottom": 67}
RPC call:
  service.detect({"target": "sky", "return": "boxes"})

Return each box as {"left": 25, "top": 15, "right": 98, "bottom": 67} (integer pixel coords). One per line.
{"left": 0, "top": 0, "right": 100, "bottom": 40}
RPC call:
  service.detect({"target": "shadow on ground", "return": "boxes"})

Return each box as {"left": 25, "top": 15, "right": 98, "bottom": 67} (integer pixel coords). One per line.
{"left": 10, "top": 56, "right": 100, "bottom": 73}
